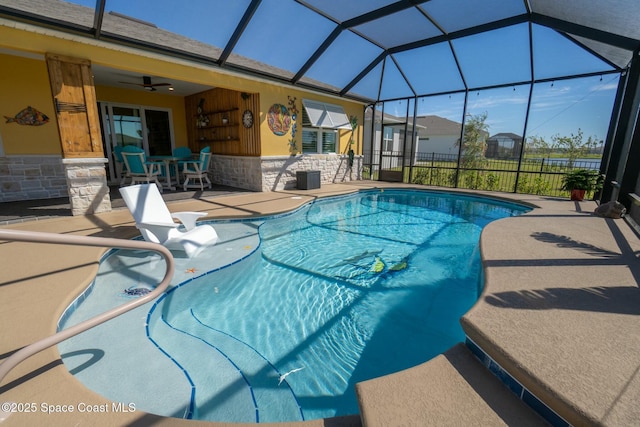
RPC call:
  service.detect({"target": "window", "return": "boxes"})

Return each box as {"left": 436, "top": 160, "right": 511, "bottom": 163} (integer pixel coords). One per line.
{"left": 302, "top": 129, "right": 317, "bottom": 153}
{"left": 302, "top": 128, "right": 337, "bottom": 153}
{"left": 383, "top": 127, "right": 394, "bottom": 152}
{"left": 301, "top": 99, "right": 347, "bottom": 153}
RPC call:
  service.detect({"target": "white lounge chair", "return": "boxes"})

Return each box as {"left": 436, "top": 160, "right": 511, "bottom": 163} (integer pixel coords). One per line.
{"left": 119, "top": 184, "right": 219, "bottom": 257}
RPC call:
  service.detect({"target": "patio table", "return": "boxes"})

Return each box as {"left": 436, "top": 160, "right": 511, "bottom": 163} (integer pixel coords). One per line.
{"left": 148, "top": 155, "right": 190, "bottom": 191}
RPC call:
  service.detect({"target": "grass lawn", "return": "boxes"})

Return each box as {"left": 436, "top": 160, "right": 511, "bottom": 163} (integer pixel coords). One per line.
{"left": 364, "top": 156, "right": 601, "bottom": 199}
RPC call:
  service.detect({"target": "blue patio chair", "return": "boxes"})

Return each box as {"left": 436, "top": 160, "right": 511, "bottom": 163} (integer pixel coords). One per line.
{"left": 113, "top": 145, "right": 129, "bottom": 185}
{"left": 172, "top": 146, "right": 194, "bottom": 182}
{"left": 182, "top": 146, "right": 212, "bottom": 191}
{"left": 120, "top": 145, "right": 163, "bottom": 192}
{"left": 172, "top": 146, "right": 193, "bottom": 159}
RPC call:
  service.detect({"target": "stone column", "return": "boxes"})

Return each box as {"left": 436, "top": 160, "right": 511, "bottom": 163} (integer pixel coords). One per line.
{"left": 61, "top": 158, "right": 112, "bottom": 216}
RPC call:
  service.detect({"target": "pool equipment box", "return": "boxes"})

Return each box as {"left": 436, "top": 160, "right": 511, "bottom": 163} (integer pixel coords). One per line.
{"left": 297, "top": 170, "right": 321, "bottom": 190}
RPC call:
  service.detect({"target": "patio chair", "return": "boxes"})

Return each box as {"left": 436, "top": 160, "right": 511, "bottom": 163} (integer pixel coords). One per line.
{"left": 119, "top": 183, "right": 219, "bottom": 257}
{"left": 172, "top": 146, "right": 193, "bottom": 159}
{"left": 182, "top": 146, "right": 212, "bottom": 191}
{"left": 121, "top": 145, "right": 163, "bottom": 191}
{"left": 113, "top": 145, "right": 129, "bottom": 185}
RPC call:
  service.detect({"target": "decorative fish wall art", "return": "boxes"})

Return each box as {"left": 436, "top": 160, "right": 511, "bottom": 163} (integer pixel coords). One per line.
{"left": 4, "top": 106, "right": 50, "bottom": 126}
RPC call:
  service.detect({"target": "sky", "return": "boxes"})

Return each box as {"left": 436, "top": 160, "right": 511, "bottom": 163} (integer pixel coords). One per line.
{"left": 68, "top": 0, "right": 622, "bottom": 145}
{"left": 420, "top": 74, "right": 620, "bottom": 143}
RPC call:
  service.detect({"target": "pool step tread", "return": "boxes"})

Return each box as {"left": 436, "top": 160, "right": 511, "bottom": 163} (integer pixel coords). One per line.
{"left": 355, "top": 343, "right": 549, "bottom": 427}
{"left": 185, "top": 316, "right": 306, "bottom": 422}
{"left": 160, "top": 311, "right": 304, "bottom": 423}
{"left": 150, "top": 314, "right": 258, "bottom": 421}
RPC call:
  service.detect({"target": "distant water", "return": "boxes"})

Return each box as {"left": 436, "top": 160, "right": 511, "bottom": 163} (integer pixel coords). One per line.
{"left": 530, "top": 158, "right": 601, "bottom": 169}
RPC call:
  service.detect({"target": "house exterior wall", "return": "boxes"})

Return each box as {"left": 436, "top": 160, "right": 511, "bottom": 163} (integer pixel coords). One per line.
{"left": 0, "top": 155, "right": 67, "bottom": 202}
{"left": 416, "top": 135, "right": 459, "bottom": 157}
{"left": 258, "top": 85, "right": 362, "bottom": 158}
{"left": 211, "top": 154, "right": 363, "bottom": 192}
{"left": 0, "top": 54, "right": 61, "bottom": 155}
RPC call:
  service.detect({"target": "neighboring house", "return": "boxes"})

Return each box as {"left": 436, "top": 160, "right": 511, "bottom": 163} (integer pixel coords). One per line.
{"left": 486, "top": 133, "right": 523, "bottom": 159}
{"left": 364, "top": 111, "right": 467, "bottom": 172}
{"left": 413, "top": 115, "right": 462, "bottom": 159}
{"left": 363, "top": 109, "right": 425, "bottom": 173}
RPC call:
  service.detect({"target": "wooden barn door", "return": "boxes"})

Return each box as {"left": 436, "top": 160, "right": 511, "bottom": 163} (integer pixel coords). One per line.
{"left": 46, "top": 54, "right": 103, "bottom": 158}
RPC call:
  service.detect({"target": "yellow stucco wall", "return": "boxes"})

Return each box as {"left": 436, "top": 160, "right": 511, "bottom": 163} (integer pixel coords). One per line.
{"left": 0, "top": 54, "right": 61, "bottom": 155}
{"left": 258, "top": 85, "right": 362, "bottom": 157}
{"left": 0, "top": 23, "right": 364, "bottom": 157}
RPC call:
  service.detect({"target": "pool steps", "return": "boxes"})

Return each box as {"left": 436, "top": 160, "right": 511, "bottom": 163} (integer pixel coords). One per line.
{"left": 156, "top": 308, "right": 304, "bottom": 423}
{"left": 355, "top": 343, "right": 550, "bottom": 426}
{"left": 465, "top": 337, "right": 568, "bottom": 426}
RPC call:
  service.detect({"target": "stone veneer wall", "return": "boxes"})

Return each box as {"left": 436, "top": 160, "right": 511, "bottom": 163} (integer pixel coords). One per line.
{"left": 209, "top": 154, "right": 363, "bottom": 192}
{"left": 209, "top": 155, "right": 263, "bottom": 191}
{"left": 61, "top": 158, "right": 111, "bottom": 216}
{"left": 0, "top": 155, "right": 68, "bottom": 203}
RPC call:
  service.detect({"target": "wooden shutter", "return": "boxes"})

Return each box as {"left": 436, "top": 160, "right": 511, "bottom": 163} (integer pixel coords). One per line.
{"left": 46, "top": 54, "right": 103, "bottom": 158}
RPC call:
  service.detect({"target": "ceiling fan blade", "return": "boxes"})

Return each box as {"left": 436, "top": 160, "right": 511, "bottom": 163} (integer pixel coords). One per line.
{"left": 118, "top": 77, "right": 171, "bottom": 90}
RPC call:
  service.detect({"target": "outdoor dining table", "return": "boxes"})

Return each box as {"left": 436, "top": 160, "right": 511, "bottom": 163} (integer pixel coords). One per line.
{"left": 148, "top": 155, "right": 191, "bottom": 191}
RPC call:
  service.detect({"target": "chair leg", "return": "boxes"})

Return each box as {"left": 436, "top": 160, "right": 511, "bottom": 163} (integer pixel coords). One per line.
{"left": 153, "top": 178, "right": 163, "bottom": 193}
{"left": 183, "top": 177, "right": 190, "bottom": 191}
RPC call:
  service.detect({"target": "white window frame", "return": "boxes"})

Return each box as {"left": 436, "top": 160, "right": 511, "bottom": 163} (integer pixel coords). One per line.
{"left": 302, "top": 127, "right": 338, "bottom": 154}
{"left": 382, "top": 127, "right": 394, "bottom": 152}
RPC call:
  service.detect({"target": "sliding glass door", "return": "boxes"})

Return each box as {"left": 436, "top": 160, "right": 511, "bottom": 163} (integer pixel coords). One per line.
{"left": 100, "top": 103, "right": 174, "bottom": 183}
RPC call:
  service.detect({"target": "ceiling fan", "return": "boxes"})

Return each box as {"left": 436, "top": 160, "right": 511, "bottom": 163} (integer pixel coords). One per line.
{"left": 118, "top": 76, "right": 172, "bottom": 91}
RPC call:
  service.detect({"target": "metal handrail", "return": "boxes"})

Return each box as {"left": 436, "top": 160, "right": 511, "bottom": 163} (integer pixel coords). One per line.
{"left": 0, "top": 229, "right": 175, "bottom": 385}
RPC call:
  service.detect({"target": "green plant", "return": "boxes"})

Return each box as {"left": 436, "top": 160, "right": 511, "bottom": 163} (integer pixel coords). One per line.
{"left": 412, "top": 168, "right": 429, "bottom": 185}
{"left": 459, "top": 112, "right": 489, "bottom": 169}
{"left": 484, "top": 172, "right": 499, "bottom": 191}
{"left": 560, "top": 169, "right": 600, "bottom": 191}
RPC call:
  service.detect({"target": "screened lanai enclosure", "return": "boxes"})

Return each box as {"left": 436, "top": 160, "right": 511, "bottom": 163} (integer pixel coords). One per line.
{"left": 2, "top": 0, "right": 640, "bottom": 209}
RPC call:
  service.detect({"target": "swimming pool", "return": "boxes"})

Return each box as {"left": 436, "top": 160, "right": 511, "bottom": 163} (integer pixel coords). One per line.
{"left": 58, "top": 189, "right": 529, "bottom": 422}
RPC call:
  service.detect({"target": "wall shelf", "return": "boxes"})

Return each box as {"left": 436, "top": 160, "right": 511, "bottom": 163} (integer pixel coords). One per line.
{"left": 197, "top": 138, "right": 240, "bottom": 143}
{"left": 195, "top": 108, "right": 239, "bottom": 144}
{"left": 186, "top": 88, "right": 260, "bottom": 156}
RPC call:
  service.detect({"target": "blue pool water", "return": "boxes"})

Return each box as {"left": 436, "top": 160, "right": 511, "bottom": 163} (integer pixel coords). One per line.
{"left": 58, "top": 189, "right": 529, "bottom": 422}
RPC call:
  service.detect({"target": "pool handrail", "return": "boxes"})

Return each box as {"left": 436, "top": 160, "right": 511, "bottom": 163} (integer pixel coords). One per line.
{"left": 0, "top": 228, "right": 175, "bottom": 385}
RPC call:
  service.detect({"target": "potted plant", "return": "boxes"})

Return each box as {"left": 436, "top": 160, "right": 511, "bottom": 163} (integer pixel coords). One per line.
{"left": 561, "top": 169, "right": 601, "bottom": 201}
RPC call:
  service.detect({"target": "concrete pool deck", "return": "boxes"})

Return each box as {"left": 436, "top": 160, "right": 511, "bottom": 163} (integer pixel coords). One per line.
{"left": 1, "top": 182, "right": 639, "bottom": 426}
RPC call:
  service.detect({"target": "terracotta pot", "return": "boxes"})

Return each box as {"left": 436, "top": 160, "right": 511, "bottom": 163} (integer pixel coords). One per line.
{"left": 570, "top": 189, "right": 586, "bottom": 201}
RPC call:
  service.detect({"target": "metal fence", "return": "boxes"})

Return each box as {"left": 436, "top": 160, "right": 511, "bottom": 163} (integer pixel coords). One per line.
{"left": 363, "top": 151, "right": 603, "bottom": 199}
